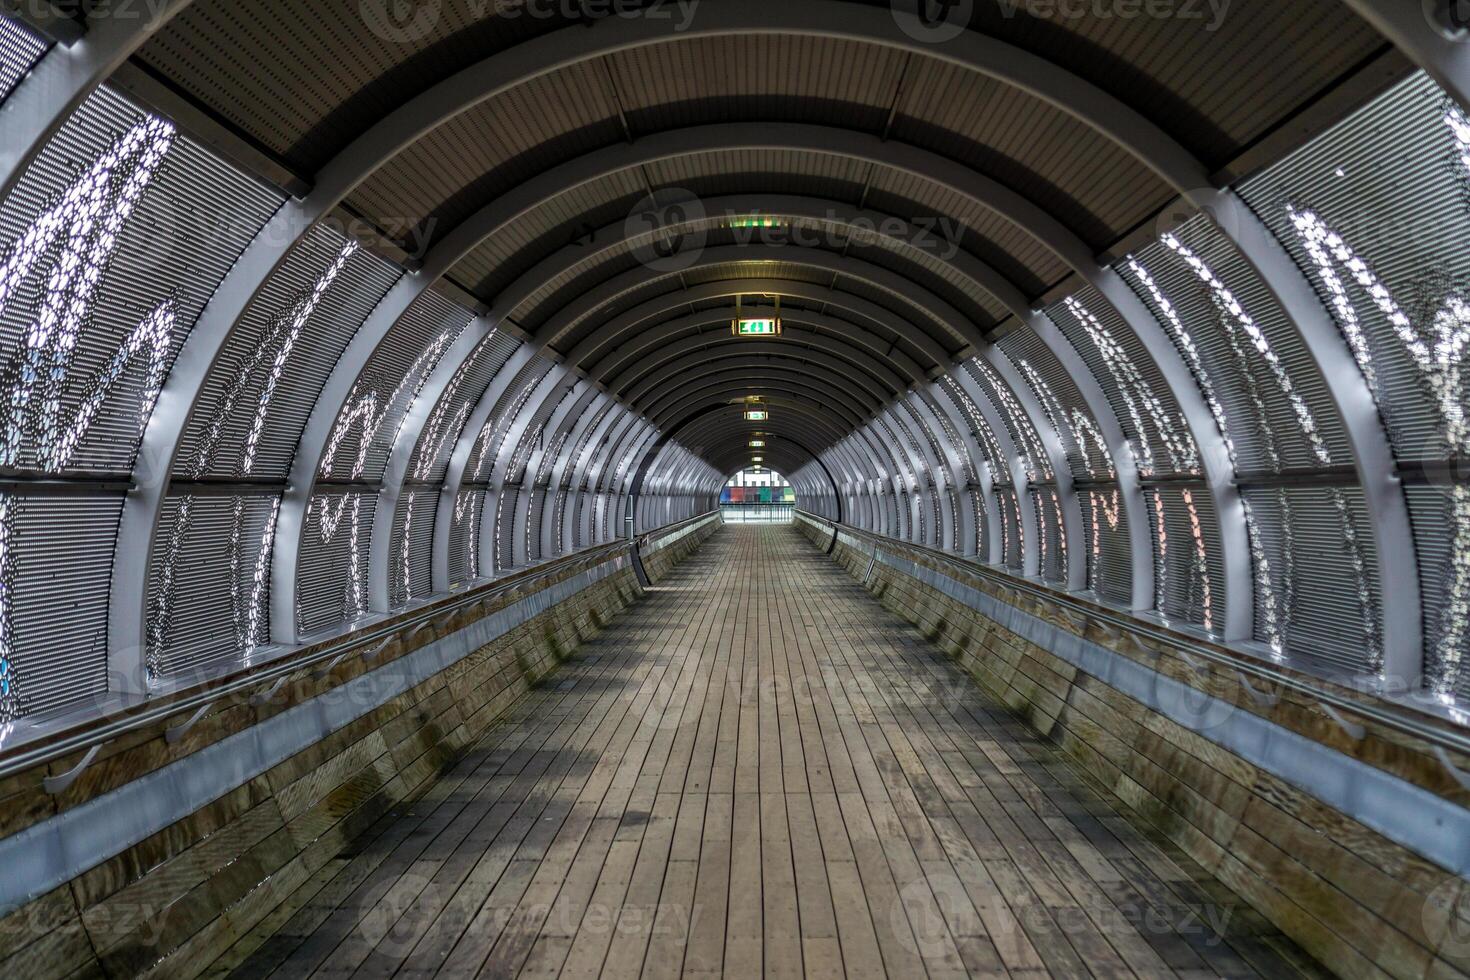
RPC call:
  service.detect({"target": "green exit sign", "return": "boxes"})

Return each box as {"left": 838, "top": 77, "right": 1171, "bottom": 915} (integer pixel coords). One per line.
{"left": 734, "top": 317, "right": 780, "bottom": 336}
{"left": 744, "top": 409, "right": 769, "bottom": 421}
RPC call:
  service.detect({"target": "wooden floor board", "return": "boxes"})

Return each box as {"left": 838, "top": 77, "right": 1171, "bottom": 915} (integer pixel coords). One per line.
{"left": 230, "top": 526, "right": 1319, "bottom": 979}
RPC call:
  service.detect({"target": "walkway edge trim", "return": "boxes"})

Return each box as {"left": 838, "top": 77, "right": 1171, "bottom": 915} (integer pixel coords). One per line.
{"left": 0, "top": 554, "right": 631, "bottom": 913}
{"left": 863, "top": 541, "right": 1470, "bottom": 879}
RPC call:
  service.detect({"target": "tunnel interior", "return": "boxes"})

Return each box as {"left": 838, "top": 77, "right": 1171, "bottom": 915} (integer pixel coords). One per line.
{"left": 0, "top": 0, "right": 1467, "bottom": 977}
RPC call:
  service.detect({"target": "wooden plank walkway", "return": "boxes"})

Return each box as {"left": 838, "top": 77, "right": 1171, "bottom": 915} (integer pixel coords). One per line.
{"left": 225, "top": 525, "right": 1323, "bottom": 979}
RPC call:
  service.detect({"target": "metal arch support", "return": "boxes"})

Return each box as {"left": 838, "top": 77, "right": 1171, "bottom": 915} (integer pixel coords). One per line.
{"left": 546, "top": 235, "right": 967, "bottom": 365}
{"left": 567, "top": 410, "right": 639, "bottom": 551}
{"left": 610, "top": 422, "right": 662, "bottom": 541}
{"left": 270, "top": 314, "right": 493, "bottom": 643}
{"left": 623, "top": 349, "right": 890, "bottom": 414}
{"left": 852, "top": 416, "right": 918, "bottom": 541}
{"left": 607, "top": 329, "right": 910, "bottom": 401}
{"left": 951, "top": 363, "right": 1042, "bottom": 577}
{"left": 556, "top": 400, "right": 626, "bottom": 554}
{"left": 930, "top": 381, "right": 1003, "bottom": 562}
{"left": 982, "top": 346, "right": 1087, "bottom": 590}
{"left": 676, "top": 412, "right": 847, "bottom": 454}
{"left": 322, "top": 3, "right": 1388, "bottom": 626}
{"left": 84, "top": 0, "right": 1391, "bottom": 674}
{"left": 519, "top": 384, "right": 601, "bottom": 562}
{"left": 901, "top": 391, "right": 978, "bottom": 556}
{"left": 567, "top": 276, "right": 951, "bottom": 378}
{"left": 320, "top": 117, "right": 1248, "bottom": 631}
{"left": 509, "top": 377, "right": 586, "bottom": 570}
{"left": 889, "top": 398, "right": 958, "bottom": 551}
{"left": 1341, "top": 0, "right": 1470, "bottom": 113}
{"left": 648, "top": 384, "right": 867, "bottom": 433}
{"left": 696, "top": 442, "right": 822, "bottom": 483}
{"left": 631, "top": 363, "right": 877, "bottom": 423}
{"left": 538, "top": 388, "right": 613, "bottom": 557}
{"left": 677, "top": 402, "right": 854, "bottom": 452}
{"left": 593, "top": 306, "right": 927, "bottom": 388}
{"left": 472, "top": 366, "right": 574, "bottom": 572}
{"left": 916, "top": 383, "right": 1000, "bottom": 560}
{"left": 0, "top": 0, "right": 191, "bottom": 206}
{"left": 478, "top": 367, "right": 577, "bottom": 573}
{"left": 582, "top": 412, "right": 647, "bottom": 544}
{"left": 426, "top": 341, "right": 537, "bottom": 592}
{"left": 881, "top": 406, "right": 943, "bottom": 546}
{"left": 495, "top": 193, "right": 1027, "bottom": 335}
{"left": 693, "top": 433, "right": 830, "bottom": 474}
{"left": 1200, "top": 191, "right": 1420, "bottom": 673}
{"left": 1089, "top": 264, "right": 1252, "bottom": 641}
{"left": 1025, "top": 311, "right": 1153, "bottom": 610}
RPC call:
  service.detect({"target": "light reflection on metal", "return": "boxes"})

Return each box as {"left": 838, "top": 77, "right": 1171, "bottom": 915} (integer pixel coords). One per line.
{"left": 1127, "top": 257, "right": 1236, "bottom": 466}
{"left": 971, "top": 359, "right": 1050, "bottom": 481}
{"left": 149, "top": 241, "right": 358, "bottom": 674}
{"left": 1288, "top": 201, "right": 1456, "bottom": 681}
{"left": 1065, "top": 295, "right": 1198, "bottom": 476}
{"left": 401, "top": 491, "right": 416, "bottom": 603}
{"left": 0, "top": 116, "right": 179, "bottom": 716}
{"left": 315, "top": 330, "right": 453, "bottom": 624}
{"left": 940, "top": 377, "right": 1007, "bottom": 478}
{"left": 1181, "top": 487, "right": 1213, "bottom": 632}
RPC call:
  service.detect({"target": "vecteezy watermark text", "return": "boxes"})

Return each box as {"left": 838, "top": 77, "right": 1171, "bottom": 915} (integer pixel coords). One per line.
{"left": 995, "top": 0, "right": 1230, "bottom": 30}
{"left": 360, "top": 0, "right": 700, "bottom": 43}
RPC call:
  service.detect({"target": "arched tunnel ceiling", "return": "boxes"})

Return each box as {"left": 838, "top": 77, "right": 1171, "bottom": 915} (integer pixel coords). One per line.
{"left": 120, "top": 0, "right": 1396, "bottom": 480}
{"left": 13, "top": 0, "right": 1470, "bottom": 730}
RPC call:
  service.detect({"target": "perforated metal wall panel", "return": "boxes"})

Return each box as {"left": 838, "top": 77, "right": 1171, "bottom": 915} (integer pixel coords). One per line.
{"left": 406, "top": 328, "right": 521, "bottom": 484}
{"left": 998, "top": 329, "right": 1107, "bottom": 478}
{"left": 963, "top": 360, "right": 1052, "bottom": 482}
{"left": 296, "top": 489, "right": 378, "bottom": 637}
{"left": 1120, "top": 215, "right": 1352, "bottom": 473}
{"left": 996, "top": 487, "right": 1022, "bottom": 571}
{"left": 1047, "top": 287, "right": 1196, "bottom": 477}
{"left": 446, "top": 488, "right": 486, "bottom": 586}
{"left": 463, "top": 357, "right": 554, "bottom": 485}
{"left": 968, "top": 487, "right": 989, "bottom": 563}
{"left": 149, "top": 492, "right": 282, "bottom": 678}
{"left": 0, "top": 15, "right": 46, "bottom": 105}
{"left": 494, "top": 486, "right": 520, "bottom": 572}
{"left": 998, "top": 329, "right": 1130, "bottom": 601}
{"left": 1241, "top": 484, "right": 1381, "bottom": 673}
{"left": 1240, "top": 72, "right": 1458, "bottom": 466}
{"left": 1080, "top": 487, "right": 1131, "bottom": 606}
{"left": 1031, "top": 488, "right": 1067, "bottom": 584}
{"left": 1144, "top": 486, "right": 1226, "bottom": 635}
{"left": 1239, "top": 70, "right": 1470, "bottom": 694}
{"left": 550, "top": 487, "right": 570, "bottom": 555}
{"left": 0, "top": 85, "right": 285, "bottom": 474}
{"left": 1, "top": 494, "right": 119, "bottom": 721}
{"left": 387, "top": 489, "right": 433, "bottom": 607}
{"left": 937, "top": 376, "right": 1008, "bottom": 479}
{"left": 177, "top": 227, "right": 399, "bottom": 480}
{"left": 319, "top": 292, "right": 473, "bottom": 485}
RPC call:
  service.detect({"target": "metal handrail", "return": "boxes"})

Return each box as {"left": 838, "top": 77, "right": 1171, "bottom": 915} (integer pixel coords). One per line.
{"left": 794, "top": 510, "right": 1470, "bottom": 759}
{"left": 0, "top": 513, "right": 717, "bottom": 782}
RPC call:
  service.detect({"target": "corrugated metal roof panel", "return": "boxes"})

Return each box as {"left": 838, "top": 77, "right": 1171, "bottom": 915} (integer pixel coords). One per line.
{"left": 892, "top": 58, "right": 1171, "bottom": 248}
{"left": 351, "top": 61, "right": 624, "bottom": 234}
